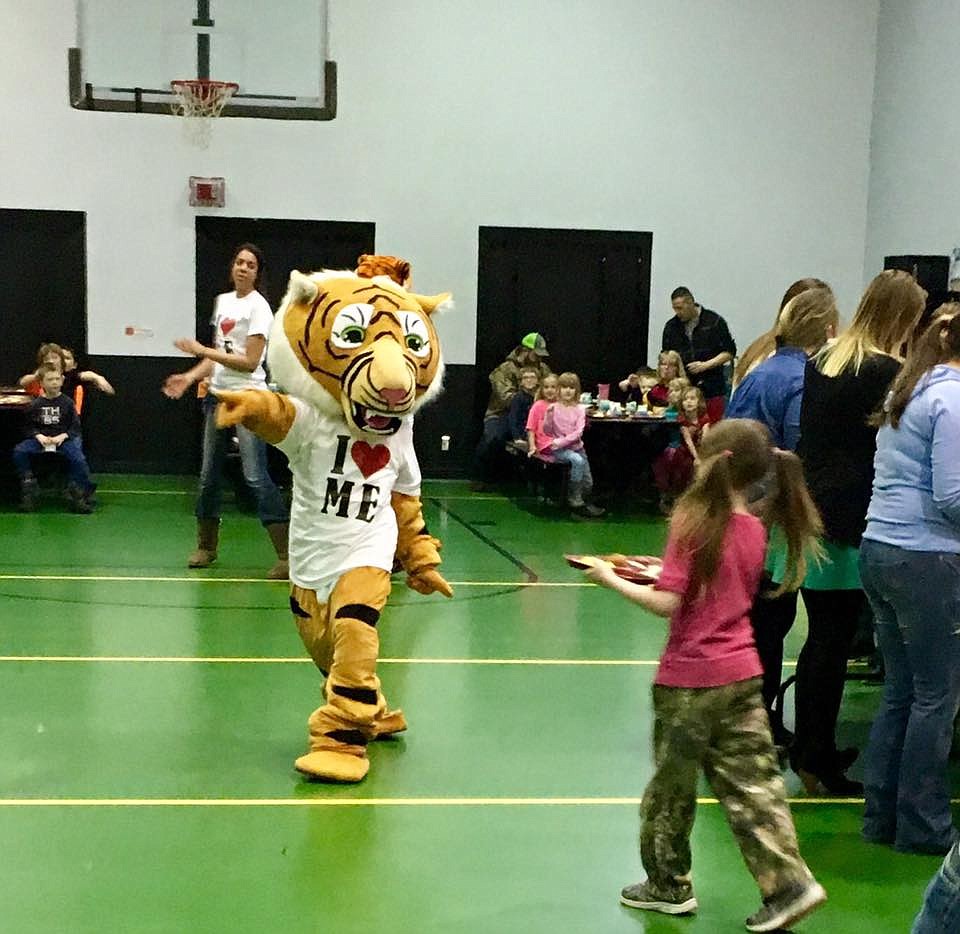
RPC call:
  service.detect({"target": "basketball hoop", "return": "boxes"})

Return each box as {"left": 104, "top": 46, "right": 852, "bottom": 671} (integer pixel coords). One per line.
{"left": 170, "top": 79, "right": 238, "bottom": 147}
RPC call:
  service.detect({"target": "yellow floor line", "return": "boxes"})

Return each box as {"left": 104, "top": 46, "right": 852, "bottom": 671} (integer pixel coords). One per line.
{"left": 95, "top": 489, "right": 193, "bottom": 495}
{"left": 0, "top": 655, "right": 666, "bottom": 666}
{"left": 0, "top": 655, "right": 807, "bottom": 667}
{"left": 0, "top": 574, "right": 588, "bottom": 586}
{"left": 0, "top": 796, "right": 868, "bottom": 807}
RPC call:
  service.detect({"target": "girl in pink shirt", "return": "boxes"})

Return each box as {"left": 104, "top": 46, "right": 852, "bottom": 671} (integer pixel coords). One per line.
{"left": 584, "top": 418, "right": 826, "bottom": 933}
{"left": 527, "top": 371, "right": 604, "bottom": 517}
{"left": 525, "top": 373, "right": 559, "bottom": 457}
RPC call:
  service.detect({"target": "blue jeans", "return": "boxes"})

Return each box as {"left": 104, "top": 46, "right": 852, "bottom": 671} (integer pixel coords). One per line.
{"left": 474, "top": 414, "right": 510, "bottom": 482}
{"left": 859, "top": 539, "right": 960, "bottom": 853}
{"left": 551, "top": 448, "right": 593, "bottom": 503}
{"left": 12, "top": 437, "right": 95, "bottom": 492}
{"left": 913, "top": 840, "right": 960, "bottom": 933}
{"left": 196, "top": 396, "right": 288, "bottom": 526}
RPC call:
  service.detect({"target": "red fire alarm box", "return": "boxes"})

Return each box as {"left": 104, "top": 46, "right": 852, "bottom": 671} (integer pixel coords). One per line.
{"left": 189, "top": 176, "right": 226, "bottom": 208}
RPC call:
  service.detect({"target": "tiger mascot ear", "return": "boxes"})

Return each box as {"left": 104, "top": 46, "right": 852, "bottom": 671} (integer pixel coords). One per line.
{"left": 407, "top": 291, "right": 454, "bottom": 316}
{"left": 287, "top": 269, "right": 319, "bottom": 304}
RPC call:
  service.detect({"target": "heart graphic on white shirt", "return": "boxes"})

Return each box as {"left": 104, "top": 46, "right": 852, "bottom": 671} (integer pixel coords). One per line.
{"left": 351, "top": 441, "right": 391, "bottom": 478}
{"left": 221, "top": 318, "right": 237, "bottom": 336}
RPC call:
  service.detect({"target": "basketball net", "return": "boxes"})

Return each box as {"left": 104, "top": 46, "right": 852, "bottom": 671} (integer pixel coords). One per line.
{"left": 170, "top": 79, "right": 238, "bottom": 148}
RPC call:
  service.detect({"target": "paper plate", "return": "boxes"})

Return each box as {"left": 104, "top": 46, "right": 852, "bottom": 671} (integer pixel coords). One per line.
{"left": 565, "top": 554, "right": 662, "bottom": 583}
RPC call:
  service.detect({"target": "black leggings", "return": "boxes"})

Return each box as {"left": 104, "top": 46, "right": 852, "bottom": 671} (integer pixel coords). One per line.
{"left": 749, "top": 577, "right": 799, "bottom": 726}
{"left": 792, "top": 587, "right": 865, "bottom": 771}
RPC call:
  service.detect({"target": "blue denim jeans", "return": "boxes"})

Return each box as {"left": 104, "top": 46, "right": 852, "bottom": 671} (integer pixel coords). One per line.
{"left": 551, "top": 447, "right": 593, "bottom": 504}
{"left": 12, "top": 437, "right": 95, "bottom": 492}
{"left": 913, "top": 840, "right": 960, "bottom": 933}
{"left": 196, "top": 396, "right": 288, "bottom": 526}
{"left": 859, "top": 539, "right": 960, "bottom": 854}
{"left": 473, "top": 414, "right": 510, "bottom": 482}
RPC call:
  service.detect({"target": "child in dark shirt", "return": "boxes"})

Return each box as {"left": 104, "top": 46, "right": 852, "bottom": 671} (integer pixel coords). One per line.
{"left": 19, "top": 343, "right": 114, "bottom": 411}
{"left": 61, "top": 346, "right": 115, "bottom": 414}
{"left": 506, "top": 367, "right": 540, "bottom": 448}
{"left": 12, "top": 364, "right": 96, "bottom": 513}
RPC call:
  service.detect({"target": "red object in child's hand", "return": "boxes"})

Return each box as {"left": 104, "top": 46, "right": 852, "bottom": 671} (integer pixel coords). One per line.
{"left": 565, "top": 554, "right": 662, "bottom": 583}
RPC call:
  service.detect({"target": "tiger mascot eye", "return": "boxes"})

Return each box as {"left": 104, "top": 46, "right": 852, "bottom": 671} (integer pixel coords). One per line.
{"left": 215, "top": 269, "right": 453, "bottom": 783}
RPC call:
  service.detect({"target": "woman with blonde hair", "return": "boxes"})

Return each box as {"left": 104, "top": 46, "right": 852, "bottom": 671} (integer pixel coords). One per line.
{"left": 618, "top": 351, "right": 686, "bottom": 408}
{"left": 733, "top": 278, "right": 831, "bottom": 390}
{"left": 727, "top": 287, "right": 839, "bottom": 744}
{"left": 790, "top": 269, "right": 926, "bottom": 795}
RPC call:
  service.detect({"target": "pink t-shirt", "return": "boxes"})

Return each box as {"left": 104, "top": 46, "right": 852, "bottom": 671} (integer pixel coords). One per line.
{"left": 653, "top": 512, "right": 766, "bottom": 688}
{"left": 526, "top": 399, "right": 553, "bottom": 456}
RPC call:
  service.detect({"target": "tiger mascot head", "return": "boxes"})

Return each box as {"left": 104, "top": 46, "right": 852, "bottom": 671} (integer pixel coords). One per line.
{"left": 267, "top": 270, "right": 451, "bottom": 435}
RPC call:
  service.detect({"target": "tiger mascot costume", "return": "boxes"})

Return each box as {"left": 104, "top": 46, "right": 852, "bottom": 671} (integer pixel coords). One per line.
{"left": 215, "top": 268, "right": 453, "bottom": 782}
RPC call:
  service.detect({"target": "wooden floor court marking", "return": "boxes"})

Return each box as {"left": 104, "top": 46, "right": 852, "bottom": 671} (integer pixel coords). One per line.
{"left": 0, "top": 796, "right": 870, "bottom": 807}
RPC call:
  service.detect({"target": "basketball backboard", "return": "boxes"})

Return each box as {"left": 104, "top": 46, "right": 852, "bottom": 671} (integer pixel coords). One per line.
{"left": 70, "top": 0, "right": 336, "bottom": 120}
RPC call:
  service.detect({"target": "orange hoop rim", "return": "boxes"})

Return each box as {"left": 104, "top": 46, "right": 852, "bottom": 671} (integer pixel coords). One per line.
{"left": 171, "top": 79, "right": 239, "bottom": 94}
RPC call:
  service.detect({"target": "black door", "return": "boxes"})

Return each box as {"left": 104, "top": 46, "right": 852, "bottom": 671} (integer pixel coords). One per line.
{"left": 195, "top": 216, "right": 376, "bottom": 336}
{"left": 0, "top": 208, "right": 86, "bottom": 379}
{"left": 475, "top": 226, "right": 651, "bottom": 430}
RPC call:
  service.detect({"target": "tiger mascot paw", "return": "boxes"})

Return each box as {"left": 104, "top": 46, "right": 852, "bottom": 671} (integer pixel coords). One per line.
{"left": 406, "top": 566, "right": 454, "bottom": 598}
{"left": 294, "top": 749, "right": 370, "bottom": 783}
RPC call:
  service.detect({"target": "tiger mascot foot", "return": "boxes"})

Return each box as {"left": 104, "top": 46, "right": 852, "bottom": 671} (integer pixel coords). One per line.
{"left": 294, "top": 749, "right": 370, "bottom": 783}
{"left": 371, "top": 708, "right": 408, "bottom": 740}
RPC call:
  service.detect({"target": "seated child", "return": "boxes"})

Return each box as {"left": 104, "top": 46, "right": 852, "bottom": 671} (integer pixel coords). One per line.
{"left": 526, "top": 373, "right": 559, "bottom": 455}
{"left": 61, "top": 346, "right": 115, "bottom": 413}
{"left": 648, "top": 351, "right": 687, "bottom": 410}
{"left": 653, "top": 381, "right": 704, "bottom": 512}
{"left": 618, "top": 366, "right": 658, "bottom": 406}
{"left": 528, "top": 371, "right": 605, "bottom": 518}
{"left": 19, "top": 343, "right": 114, "bottom": 411}
{"left": 506, "top": 367, "right": 540, "bottom": 449}
{"left": 12, "top": 364, "right": 97, "bottom": 513}
{"left": 19, "top": 343, "right": 65, "bottom": 397}
{"left": 661, "top": 376, "right": 690, "bottom": 420}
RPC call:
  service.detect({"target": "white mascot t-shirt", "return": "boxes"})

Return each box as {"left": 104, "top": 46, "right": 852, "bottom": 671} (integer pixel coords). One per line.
{"left": 209, "top": 290, "right": 274, "bottom": 391}
{"left": 275, "top": 401, "right": 422, "bottom": 597}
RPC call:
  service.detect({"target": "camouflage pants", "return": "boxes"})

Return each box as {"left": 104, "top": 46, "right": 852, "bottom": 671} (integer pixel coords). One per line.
{"left": 640, "top": 677, "right": 813, "bottom": 901}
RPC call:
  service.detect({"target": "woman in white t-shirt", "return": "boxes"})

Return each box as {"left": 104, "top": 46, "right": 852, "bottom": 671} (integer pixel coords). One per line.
{"left": 163, "top": 242, "right": 290, "bottom": 577}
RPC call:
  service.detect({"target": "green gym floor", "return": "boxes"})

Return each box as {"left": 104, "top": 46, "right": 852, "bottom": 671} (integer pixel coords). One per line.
{"left": 0, "top": 476, "right": 946, "bottom": 932}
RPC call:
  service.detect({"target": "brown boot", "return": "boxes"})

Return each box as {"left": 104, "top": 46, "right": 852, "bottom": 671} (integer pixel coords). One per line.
{"left": 188, "top": 518, "right": 220, "bottom": 568}
{"left": 265, "top": 521, "right": 290, "bottom": 580}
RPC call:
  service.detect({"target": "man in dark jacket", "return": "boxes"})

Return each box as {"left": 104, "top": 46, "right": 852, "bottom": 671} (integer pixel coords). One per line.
{"left": 661, "top": 287, "right": 736, "bottom": 422}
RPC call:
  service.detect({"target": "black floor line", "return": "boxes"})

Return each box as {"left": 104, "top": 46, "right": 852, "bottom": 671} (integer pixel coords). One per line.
{"left": 427, "top": 498, "right": 539, "bottom": 584}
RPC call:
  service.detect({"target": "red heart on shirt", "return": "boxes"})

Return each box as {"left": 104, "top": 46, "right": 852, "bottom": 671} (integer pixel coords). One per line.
{"left": 221, "top": 318, "right": 237, "bottom": 336}
{"left": 351, "top": 441, "right": 391, "bottom": 478}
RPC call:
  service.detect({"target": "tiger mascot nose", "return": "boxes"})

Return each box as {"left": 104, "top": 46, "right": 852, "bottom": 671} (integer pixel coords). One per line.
{"left": 369, "top": 337, "right": 414, "bottom": 410}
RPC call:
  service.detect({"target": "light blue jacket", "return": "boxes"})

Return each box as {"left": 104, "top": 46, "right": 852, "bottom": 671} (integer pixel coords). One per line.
{"left": 864, "top": 365, "right": 960, "bottom": 552}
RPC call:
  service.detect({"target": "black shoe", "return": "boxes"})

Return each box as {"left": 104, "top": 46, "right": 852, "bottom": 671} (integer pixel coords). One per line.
{"left": 19, "top": 476, "right": 38, "bottom": 512}
{"left": 570, "top": 503, "right": 604, "bottom": 520}
{"left": 66, "top": 483, "right": 94, "bottom": 514}
{"left": 791, "top": 746, "right": 862, "bottom": 796}
{"left": 771, "top": 723, "right": 794, "bottom": 749}
{"left": 796, "top": 765, "right": 863, "bottom": 796}
{"left": 832, "top": 746, "right": 859, "bottom": 771}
